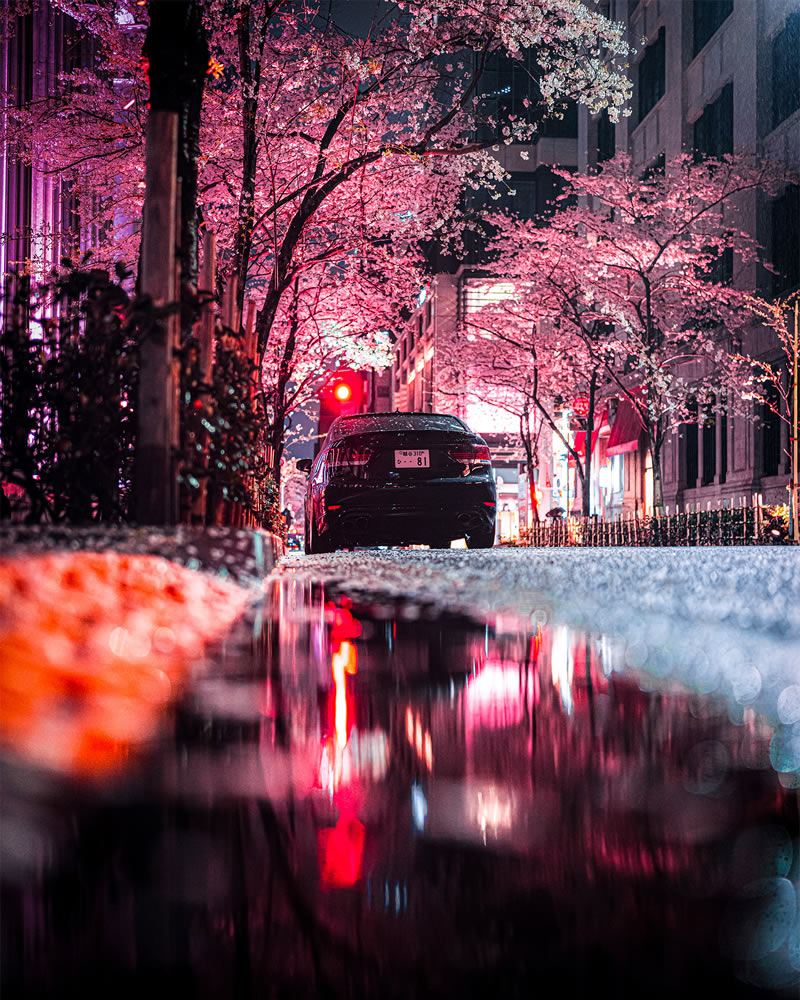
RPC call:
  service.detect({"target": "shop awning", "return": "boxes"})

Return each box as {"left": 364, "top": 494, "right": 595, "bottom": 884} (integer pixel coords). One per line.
{"left": 606, "top": 398, "right": 645, "bottom": 456}
{"left": 568, "top": 428, "right": 600, "bottom": 467}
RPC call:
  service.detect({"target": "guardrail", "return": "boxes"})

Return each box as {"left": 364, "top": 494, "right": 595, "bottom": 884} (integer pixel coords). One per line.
{"left": 518, "top": 497, "right": 791, "bottom": 547}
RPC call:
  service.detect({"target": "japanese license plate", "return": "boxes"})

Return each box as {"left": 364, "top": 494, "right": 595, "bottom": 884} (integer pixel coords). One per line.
{"left": 394, "top": 449, "right": 430, "bottom": 468}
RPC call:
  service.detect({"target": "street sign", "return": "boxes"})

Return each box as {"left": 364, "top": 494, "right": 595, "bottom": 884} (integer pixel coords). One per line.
{"left": 572, "top": 395, "right": 590, "bottom": 416}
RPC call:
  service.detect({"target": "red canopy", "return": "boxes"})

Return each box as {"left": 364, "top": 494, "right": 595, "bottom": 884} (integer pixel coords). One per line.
{"left": 568, "top": 428, "right": 600, "bottom": 467}
{"left": 606, "top": 398, "right": 645, "bottom": 456}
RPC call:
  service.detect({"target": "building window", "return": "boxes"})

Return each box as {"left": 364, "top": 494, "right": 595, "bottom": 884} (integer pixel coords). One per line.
{"left": 462, "top": 278, "right": 516, "bottom": 319}
{"left": 702, "top": 396, "right": 716, "bottom": 485}
{"left": 772, "top": 12, "right": 800, "bottom": 130}
{"left": 710, "top": 247, "right": 734, "bottom": 286}
{"left": 596, "top": 109, "right": 615, "bottom": 163}
{"left": 684, "top": 398, "right": 698, "bottom": 488}
{"left": 761, "top": 381, "right": 781, "bottom": 477}
{"left": 693, "top": 82, "right": 733, "bottom": 159}
{"left": 772, "top": 185, "right": 800, "bottom": 297}
{"left": 693, "top": 1, "right": 733, "bottom": 58}
{"left": 638, "top": 28, "right": 665, "bottom": 122}
{"left": 476, "top": 49, "right": 538, "bottom": 143}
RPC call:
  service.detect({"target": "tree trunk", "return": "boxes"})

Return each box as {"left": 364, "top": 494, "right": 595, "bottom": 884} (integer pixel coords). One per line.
{"left": 581, "top": 371, "right": 597, "bottom": 518}
{"left": 144, "top": 1, "right": 208, "bottom": 296}
{"left": 265, "top": 279, "right": 299, "bottom": 484}
{"left": 520, "top": 406, "right": 539, "bottom": 524}
{"left": 140, "top": 2, "right": 208, "bottom": 524}
{"left": 646, "top": 380, "right": 664, "bottom": 512}
{"left": 231, "top": 6, "right": 269, "bottom": 316}
{"left": 649, "top": 434, "right": 664, "bottom": 513}
{"left": 136, "top": 110, "right": 179, "bottom": 525}
{"left": 269, "top": 423, "right": 285, "bottom": 485}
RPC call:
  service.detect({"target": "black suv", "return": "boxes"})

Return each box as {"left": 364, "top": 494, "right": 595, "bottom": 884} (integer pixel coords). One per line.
{"left": 299, "top": 412, "right": 496, "bottom": 553}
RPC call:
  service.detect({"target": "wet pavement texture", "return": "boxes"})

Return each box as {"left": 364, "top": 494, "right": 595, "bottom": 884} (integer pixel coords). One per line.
{"left": 2, "top": 564, "right": 799, "bottom": 1000}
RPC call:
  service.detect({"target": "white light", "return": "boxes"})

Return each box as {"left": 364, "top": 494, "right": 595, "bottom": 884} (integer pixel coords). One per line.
{"left": 463, "top": 279, "right": 516, "bottom": 315}
{"left": 411, "top": 783, "right": 428, "bottom": 831}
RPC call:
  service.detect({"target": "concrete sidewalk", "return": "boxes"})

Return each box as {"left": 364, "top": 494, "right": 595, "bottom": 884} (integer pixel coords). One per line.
{"left": 0, "top": 524, "right": 284, "bottom": 588}
{"left": 0, "top": 525, "right": 284, "bottom": 778}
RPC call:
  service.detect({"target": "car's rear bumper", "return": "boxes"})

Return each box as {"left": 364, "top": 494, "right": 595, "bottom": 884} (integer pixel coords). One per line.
{"left": 321, "top": 479, "right": 496, "bottom": 544}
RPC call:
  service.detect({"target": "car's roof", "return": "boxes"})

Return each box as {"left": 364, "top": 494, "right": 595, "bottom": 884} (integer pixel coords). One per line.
{"left": 336, "top": 411, "right": 464, "bottom": 422}
{"left": 326, "top": 411, "right": 473, "bottom": 440}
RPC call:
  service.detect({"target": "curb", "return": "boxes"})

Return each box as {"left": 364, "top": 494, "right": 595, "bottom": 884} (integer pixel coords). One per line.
{"left": 0, "top": 525, "right": 284, "bottom": 589}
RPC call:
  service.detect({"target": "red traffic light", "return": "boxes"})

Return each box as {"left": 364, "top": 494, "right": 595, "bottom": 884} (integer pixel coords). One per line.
{"left": 324, "top": 371, "right": 362, "bottom": 410}
{"left": 318, "top": 370, "right": 366, "bottom": 440}
{"left": 333, "top": 381, "right": 353, "bottom": 402}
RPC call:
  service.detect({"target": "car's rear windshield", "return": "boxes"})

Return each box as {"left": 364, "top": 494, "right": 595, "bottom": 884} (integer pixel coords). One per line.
{"left": 327, "top": 413, "right": 469, "bottom": 441}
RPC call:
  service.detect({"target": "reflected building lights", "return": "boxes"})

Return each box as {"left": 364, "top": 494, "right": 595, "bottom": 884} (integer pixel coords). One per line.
{"left": 473, "top": 786, "right": 514, "bottom": 845}
{"left": 551, "top": 625, "right": 574, "bottom": 716}
{"left": 406, "top": 707, "right": 434, "bottom": 770}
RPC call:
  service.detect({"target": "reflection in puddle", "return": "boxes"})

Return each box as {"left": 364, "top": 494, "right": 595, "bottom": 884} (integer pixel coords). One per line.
{"left": 2, "top": 575, "right": 799, "bottom": 999}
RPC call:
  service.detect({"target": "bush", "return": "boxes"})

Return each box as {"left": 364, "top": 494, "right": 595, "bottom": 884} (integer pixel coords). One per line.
{"left": 1, "top": 263, "right": 282, "bottom": 533}
{"left": 178, "top": 324, "right": 281, "bottom": 533}
{"left": 1, "top": 265, "right": 140, "bottom": 522}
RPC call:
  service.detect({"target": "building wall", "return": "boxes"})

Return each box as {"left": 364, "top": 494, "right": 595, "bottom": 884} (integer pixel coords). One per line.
{"left": 610, "top": 0, "right": 800, "bottom": 509}
{"left": 392, "top": 2, "right": 799, "bottom": 517}
{"left": 1, "top": 2, "right": 92, "bottom": 284}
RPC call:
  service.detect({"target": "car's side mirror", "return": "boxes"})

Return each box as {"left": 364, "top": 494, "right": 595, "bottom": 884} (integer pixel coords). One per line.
{"left": 296, "top": 458, "right": 313, "bottom": 473}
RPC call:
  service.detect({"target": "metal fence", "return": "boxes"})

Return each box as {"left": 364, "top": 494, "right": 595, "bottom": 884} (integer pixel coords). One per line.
{"left": 518, "top": 497, "right": 790, "bottom": 547}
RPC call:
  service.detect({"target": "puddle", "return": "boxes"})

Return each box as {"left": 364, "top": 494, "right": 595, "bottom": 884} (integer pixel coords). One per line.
{"left": 1, "top": 576, "right": 798, "bottom": 999}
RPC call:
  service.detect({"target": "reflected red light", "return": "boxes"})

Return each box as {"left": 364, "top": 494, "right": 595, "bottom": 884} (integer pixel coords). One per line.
{"left": 328, "top": 604, "right": 362, "bottom": 641}
{"left": 318, "top": 813, "right": 365, "bottom": 889}
{"left": 332, "top": 639, "right": 357, "bottom": 750}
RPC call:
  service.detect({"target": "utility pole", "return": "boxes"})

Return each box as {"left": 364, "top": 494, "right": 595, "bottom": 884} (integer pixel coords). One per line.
{"left": 135, "top": 0, "right": 208, "bottom": 525}
{"left": 136, "top": 111, "right": 179, "bottom": 524}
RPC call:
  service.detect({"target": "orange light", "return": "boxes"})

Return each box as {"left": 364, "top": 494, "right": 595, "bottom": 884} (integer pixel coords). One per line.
{"left": 334, "top": 382, "right": 352, "bottom": 402}
{"left": 332, "top": 640, "right": 356, "bottom": 750}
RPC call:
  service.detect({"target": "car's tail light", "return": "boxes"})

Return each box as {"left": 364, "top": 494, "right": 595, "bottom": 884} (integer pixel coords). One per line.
{"left": 448, "top": 444, "right": 491, "bottom": 466}
{"left": 328, "top": 446, "right": 373, "bottom": 471}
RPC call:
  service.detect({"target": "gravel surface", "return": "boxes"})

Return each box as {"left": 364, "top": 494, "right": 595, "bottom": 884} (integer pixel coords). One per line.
{"left": 277, "top": 547, "right": 800, "bottom": 771}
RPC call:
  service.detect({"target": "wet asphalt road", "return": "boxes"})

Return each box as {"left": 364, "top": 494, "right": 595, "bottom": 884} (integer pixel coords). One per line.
{"left": 2, "top": 548, "right": 799, "bottom": 999}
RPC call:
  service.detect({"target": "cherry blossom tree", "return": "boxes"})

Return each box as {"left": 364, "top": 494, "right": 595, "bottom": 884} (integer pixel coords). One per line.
{"left": 195, "top": 0, "right": 633, "bottom": 472}
{"left": 6, "top": 0, "right": 633, "bottom": 294}
{"left": 209, "top": 0, "right": 632, "bottom": 359}
{"left": 477, "top": 154, "right": 788, "bottom": 510}
{"left": 437, "top": 275, "right": 614, "bottom": 516}
{"left": 740, "top": 290, "right": 800, "bottom": 541}
{"left": 259, "top": 243, "right": 416, "bottom": 480}
{"left": 436, "top": 325, "right": 549, "bottom": 517}
{"left": 2, "top": 0, "right": 149, "bottom": 271}
{"left": 6, "top": 0, "right": 635, "bottom": 493}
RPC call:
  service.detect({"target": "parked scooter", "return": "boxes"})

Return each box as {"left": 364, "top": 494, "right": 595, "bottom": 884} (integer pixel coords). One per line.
{"left": 763, "top": 514, "right": 790, "bottom": 545}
